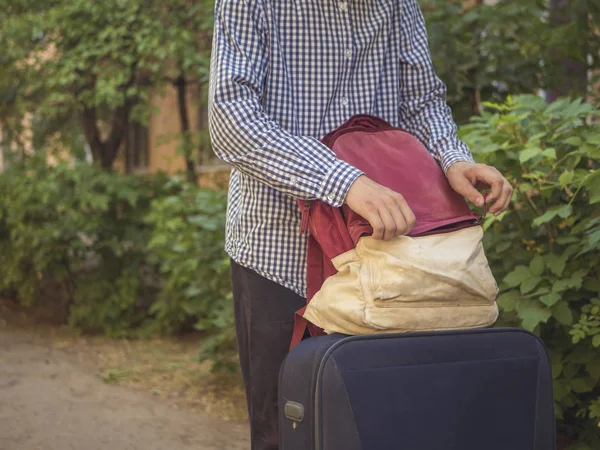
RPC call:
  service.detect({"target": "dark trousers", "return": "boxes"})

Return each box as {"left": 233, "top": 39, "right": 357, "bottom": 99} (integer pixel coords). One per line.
{"left": 231, "top": 260, "right": 306, "bottom": 450}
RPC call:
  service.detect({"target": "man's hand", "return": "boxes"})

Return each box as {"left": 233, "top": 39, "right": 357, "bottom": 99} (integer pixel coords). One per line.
{"left": 345, "top": 175, "right": 416, "bottom": 241}
{"left": 446, "top": 162, "right": 513, "bottom": 216}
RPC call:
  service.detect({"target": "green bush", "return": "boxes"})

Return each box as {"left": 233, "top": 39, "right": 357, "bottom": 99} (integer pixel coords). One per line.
{"left": 145, "top": 177, "right": 237, "bottom": 371}
{"left": 460, "top": 95, "right": 600, "bottom": 449}
{"left": 0, "top": 157, "right": 235, "bottom": 369}
{"left": 0, "top": 156, "right": 162, "bottom": 335}
{"left": 421, "top": 0, "right": 600, "bottom": 124}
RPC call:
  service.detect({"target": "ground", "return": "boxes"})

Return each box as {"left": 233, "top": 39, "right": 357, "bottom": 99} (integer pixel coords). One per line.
{"left": 0, "top": 302, "right": 250, "bottom": 450}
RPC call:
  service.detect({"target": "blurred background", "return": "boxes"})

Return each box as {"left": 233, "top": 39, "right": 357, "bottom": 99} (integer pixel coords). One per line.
{"left": 0, "top": 1, "right": 598, "bottom": 449}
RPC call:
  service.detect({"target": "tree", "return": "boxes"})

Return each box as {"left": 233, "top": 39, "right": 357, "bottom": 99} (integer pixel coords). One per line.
{"left": 546, "top": 0, "right": 596, "bottom": 102}
{"left": 0, "top": 0, "right": 215, "bottom": 174}
{"left": 420, "top": 0, "right": 600, "bottom": 122}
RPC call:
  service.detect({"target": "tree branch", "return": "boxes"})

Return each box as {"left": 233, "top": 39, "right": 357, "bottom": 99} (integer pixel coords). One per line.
{"left": 79, "top": 106, "right": 104, "bottom": 163}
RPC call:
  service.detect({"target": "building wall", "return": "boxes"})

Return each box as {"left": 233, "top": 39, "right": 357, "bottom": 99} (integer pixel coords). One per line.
{"left": 113, "top": 81, "right": 231, "bottom": 190}
{"left": 148, "top": 84, "right": 197, "bottom": 174}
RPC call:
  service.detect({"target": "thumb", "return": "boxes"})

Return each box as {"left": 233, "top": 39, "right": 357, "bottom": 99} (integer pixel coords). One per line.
{"left": 451, "top": 174, "right": 484, "bottom": 207}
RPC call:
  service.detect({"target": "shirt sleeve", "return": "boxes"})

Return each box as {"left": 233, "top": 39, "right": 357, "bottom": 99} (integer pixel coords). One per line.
{"left": 397, "top": 0, "right": 476, "bottom": 172}
{"left": 208, "top": 0, "right": 363, "bottom": 207}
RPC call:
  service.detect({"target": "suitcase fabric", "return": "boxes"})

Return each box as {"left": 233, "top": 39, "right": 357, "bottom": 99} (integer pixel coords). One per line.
{"left": 279, "top": 328, "right": 555, "bottom": 450}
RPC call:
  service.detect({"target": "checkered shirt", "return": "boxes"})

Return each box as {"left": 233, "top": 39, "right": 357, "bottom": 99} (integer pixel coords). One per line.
{"left": 208, "top": 0, "right": 475, "bottom": 297}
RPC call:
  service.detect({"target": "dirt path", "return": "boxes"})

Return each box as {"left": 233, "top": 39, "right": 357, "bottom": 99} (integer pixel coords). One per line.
{"left": 0, "top": 327, "right": 249, "bottom": 450}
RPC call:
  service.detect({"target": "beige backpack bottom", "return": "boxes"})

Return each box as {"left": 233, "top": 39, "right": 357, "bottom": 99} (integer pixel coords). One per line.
{"left": 303, "top": 226, "right": 499, "bottom": 336}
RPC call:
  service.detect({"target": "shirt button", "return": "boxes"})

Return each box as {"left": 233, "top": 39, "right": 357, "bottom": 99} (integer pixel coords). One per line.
{"left": 341, "top": 97, "right": 348, "bottom": 106}
{"left": 290, "top": 176, "right": 298, "bottom": 184}
{"left": 327, "top": 194, "right": 335, "bottom": 203}
{"left": 338, "top": 2, "right": 348, "bottom": 11}
{"left": 344, "top": 49, "right": 353, "bottom": 59}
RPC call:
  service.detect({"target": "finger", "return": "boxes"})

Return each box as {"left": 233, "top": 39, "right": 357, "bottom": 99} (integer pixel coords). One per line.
{"left": 379, "top": 206, "right": 400, "bottom": 241}
{"left": 501, "top": 189, "right": 512, "bottom": 213}
{"left": 452, "top": 175, "right": 485, "bottom": 207}
{"left": 368, "top": 210, "right": 385, "bottom": 240}
{"left": 495, "top": 182, "right": 513, "bottom": 215}
{"left": 395, "top": 196, "right": 416, "bottom": 235}
{"left": 476, "top": 171, "right": 504, "bottom": 204}
{"left": 490, "top": 181, "right": 512, "bottom": 215}
{"left": 388, "top": 200, "right": 408, "bottom": 237}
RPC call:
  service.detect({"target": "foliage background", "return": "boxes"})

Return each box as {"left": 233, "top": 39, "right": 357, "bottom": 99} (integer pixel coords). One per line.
{"left": 461, "top": 95, "right": 600, "bottom": 449}
{"left": 0, "top": 0, "right": 598, "bottom": 448}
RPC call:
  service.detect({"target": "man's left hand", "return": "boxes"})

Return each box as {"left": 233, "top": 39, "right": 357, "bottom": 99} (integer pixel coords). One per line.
{"left": 446, "top": 162, "right": 513, "bottom": 216}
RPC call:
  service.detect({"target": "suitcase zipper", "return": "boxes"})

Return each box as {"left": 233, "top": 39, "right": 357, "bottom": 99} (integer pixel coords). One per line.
{"left": 313, "top": 336, "right": 354, "bottom": 450}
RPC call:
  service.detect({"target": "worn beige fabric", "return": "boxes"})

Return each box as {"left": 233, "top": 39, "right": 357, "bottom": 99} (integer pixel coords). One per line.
{"left": 303, "top": 226, "right": 499, "bottom": 335}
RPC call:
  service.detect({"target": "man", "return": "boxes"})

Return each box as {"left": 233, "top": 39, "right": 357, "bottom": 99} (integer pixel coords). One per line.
{"left": 208, "top": 1, "right": 512, "bottom": 449}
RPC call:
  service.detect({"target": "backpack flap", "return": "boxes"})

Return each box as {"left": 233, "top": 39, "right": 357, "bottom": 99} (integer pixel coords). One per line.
{"left": 327, "top": 117, "right": 479, "bottom": 237}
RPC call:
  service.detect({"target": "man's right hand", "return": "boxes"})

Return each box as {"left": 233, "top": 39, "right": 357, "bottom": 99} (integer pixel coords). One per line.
{"left": 345, "top": 175, "right": 416, "bottom": 241}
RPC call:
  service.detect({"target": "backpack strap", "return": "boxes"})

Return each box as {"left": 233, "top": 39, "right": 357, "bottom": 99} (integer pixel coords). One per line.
{"left": 290, "top": 232, "right": 327, "bottom": 351}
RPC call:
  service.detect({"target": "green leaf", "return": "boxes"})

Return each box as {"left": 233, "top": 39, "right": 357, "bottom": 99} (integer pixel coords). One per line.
{"left": 552, "top": 302, "right": 573, "bottom": 325}
{"left": 519, "top": 147, "right": 541, "bottom": 163}
{"left": 587, "top": 228, "right": 600, "bottom": 246}
{"left": 545, "top": 253, "right": 566, "bottom": 276}
{"left": 557, "top": 204, "right": 573, "bottom": 219}
{"left": 569, "top": 346, "right": 596, "bottom": 365}
{"left": 495, "top": 241, "right": 512, "bottom": 253}
{"left": 542, "top": 148, "right": 556, "bottom": 160}
{"left": 532, "top": 204, "right": 573, "bottom": 227}
{"left": 556, "top": 236, "right": 580, "bottom": 245}
{"left": 583, "top": 279, "right": 600, "bottom": 293}
{"left": 553, "top": 280, "right": 572, "bottom": 293}
{"left": 559, "top": 171, "right": 574, "bottom": 189}
{"left": 540, "top": 292, "right": 561, "bottom": 307}
{"left": 527, "top": 287, "right": 550, "bottom": 298}
{"left": 587, "top": 359, "right": 600, "bottom": 380}
{"left": 482, "top": 210, "right": 508, "bottom": 231}
{"left": 568, "top": 269, "right": 589, "bottom": 290}
{"left": 552, "top": 361, "right": 563, "bottom": 379}
{"left": 521, "top": 276, "right": 542, "bottom": 295}
{"left": 517, "top": 302, "right": 552, "bottom": 331}
{"left": 496, "top": 290, "right": 521, "bottom": 312}
{"left": 582, "top": 172, "right": 600, "bottom": 204}
{"left": 503, "top": 265, "right": 532, "bottom": 288}
{"left": 570, "top": 378, "right": 595, "bottom": 394}
{"left": 565, "top": 136, "right": 582, "bottom": 146}
{"left": 529, "top": 255, "right": 545, "bottom": 276}
{"left": 587, "top": 133, "right": 600, "bottom": 145}
{"left": 553, "top": 380, "right": 570, "bottom": 402}
{"left": 518, "top": 183, "right": 534, "bottom": 193}
{"left": 593, "top": 335, "right": 600, "bottom": 348}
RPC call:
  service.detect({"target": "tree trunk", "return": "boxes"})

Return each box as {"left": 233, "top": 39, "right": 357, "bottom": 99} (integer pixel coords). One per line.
{"left": 546, "top": 0, "right": 588, "bottom": 102}
{"left": 195, "top": 81, "right": 209, "bottom": 165}
{"left": 175, "top": 75, "right": 197, "bottom": 184}
{"left": 467, "top": 0, "right": 485, "bottom": 116}
{"left": 79, "top": 105, "right": 129, "bottom": 170}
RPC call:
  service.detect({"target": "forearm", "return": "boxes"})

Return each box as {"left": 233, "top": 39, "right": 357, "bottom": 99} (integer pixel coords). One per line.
{"left": 208, "top": 0, "right": 362, "bottom": 205}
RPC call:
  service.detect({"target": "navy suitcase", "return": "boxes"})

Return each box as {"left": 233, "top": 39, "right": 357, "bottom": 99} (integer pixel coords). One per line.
{"left": 279, "top": 328, "right": 555, "bottom": 450}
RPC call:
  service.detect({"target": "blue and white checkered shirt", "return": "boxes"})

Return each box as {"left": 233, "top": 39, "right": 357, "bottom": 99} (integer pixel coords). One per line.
{"left": 208, "top": 0, "right": 475, "bottom": 297}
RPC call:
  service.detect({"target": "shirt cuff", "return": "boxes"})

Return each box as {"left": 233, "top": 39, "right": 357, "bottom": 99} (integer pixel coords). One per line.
{"left": 439, "top": 146, "right": 476, "bottom": 173}
{"left": 317, "top": 159, "right": 363, "bottom": 207}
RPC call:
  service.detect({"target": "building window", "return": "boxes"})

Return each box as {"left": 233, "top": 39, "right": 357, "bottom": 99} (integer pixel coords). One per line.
{"left": 125, "top": 122, "right": 150, "bottom": 172}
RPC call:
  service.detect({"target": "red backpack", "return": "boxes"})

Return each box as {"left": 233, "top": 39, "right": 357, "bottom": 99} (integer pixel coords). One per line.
{"left": 290, "top": 115, "right": 489, "bottom": 350}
